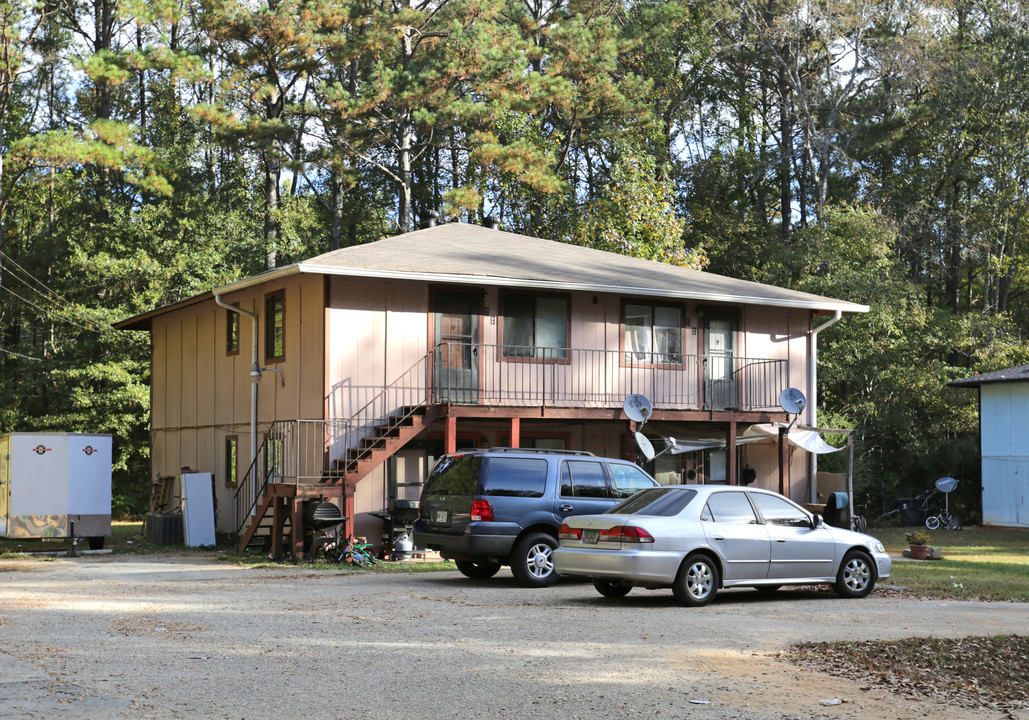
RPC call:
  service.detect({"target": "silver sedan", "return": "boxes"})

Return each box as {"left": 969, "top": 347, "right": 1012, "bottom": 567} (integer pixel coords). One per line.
{"left": 552, "top": 485, "right": 891, "bottom": 606}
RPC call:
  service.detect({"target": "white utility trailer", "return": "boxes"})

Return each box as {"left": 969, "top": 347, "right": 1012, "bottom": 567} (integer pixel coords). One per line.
{"left": 0, "top": 432, "right": 112, "bottom": 548}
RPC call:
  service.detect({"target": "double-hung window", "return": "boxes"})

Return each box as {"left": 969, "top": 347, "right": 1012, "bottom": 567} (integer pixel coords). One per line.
{"left": 624, "top": 303, "right": 682, "bottom": 364}
{"left": 501, "top": 294, "right": 569, "bottom": 360}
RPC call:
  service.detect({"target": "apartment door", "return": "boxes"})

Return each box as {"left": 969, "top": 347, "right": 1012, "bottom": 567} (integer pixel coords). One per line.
{"left": 704, "top": 313, "right": 738, "bottom": 410}
{"left": 433, "top": 292, "right": 479, "bottom": 404}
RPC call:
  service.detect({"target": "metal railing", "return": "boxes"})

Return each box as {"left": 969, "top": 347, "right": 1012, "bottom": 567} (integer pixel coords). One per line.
{"left": 234, "top": 419, "right": 348, "bottom": 539}
{"left": 431, "top": 343, "right": 788, "bottom": 412}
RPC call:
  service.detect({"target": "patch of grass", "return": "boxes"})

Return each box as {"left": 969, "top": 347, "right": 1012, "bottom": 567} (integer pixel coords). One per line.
{"left": 869, "top": 526, "right": 1029, "bottom": 601}
{"left": 787, "top": 635, "right": 1029, "bottom": 712}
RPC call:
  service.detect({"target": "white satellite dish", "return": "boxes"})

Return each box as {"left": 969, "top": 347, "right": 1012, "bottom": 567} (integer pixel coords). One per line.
{"left": 935, "top": 477, "right": 958, "bottom": 494}
{"left": 778, "top": 388, "right": 807, "bottom": 415}
{"left": 634, "top": 432, "right": 655, "bottom": 461}
{"left": 623, "top": 394, "right": 653, "bottom": 425}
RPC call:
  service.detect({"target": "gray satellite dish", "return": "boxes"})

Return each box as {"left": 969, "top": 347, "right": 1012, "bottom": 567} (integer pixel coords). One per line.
{"left": 935, "top": 477, "right": 958, "bottom": 494}
{"left": 623, "top": 394, "right": 653, "bottom": 424}
{"left": 778, "top": 388, "right": 807, "bottom": 415}
{"left": 634, "top": 432, "right": 655, "bottom": 461}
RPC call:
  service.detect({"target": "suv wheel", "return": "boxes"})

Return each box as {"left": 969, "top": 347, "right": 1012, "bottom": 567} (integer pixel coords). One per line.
{"left": 455, "top": 560, "right": 502, "bottom": 579}
{"left": 510, "top": 532, "right": 558, "bottom": 588}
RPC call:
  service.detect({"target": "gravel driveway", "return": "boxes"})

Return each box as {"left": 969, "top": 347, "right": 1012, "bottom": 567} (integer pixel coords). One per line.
{"left": 2, "top": 554, "right": 1027, "bottom": 720}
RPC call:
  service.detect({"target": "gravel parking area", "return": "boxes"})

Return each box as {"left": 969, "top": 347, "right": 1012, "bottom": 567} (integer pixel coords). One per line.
{"left": 2, "top": 554, "right": 1028, "bottom": 720}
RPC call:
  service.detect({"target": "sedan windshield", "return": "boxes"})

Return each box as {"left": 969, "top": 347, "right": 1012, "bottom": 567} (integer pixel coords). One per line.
{"left": 607, "top": 487, "right": 697, "bottom": 516}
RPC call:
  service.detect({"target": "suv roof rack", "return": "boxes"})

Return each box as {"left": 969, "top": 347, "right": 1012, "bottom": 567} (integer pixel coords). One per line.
{"left": 486, "top": 447, "right": 595, "bottom": 456}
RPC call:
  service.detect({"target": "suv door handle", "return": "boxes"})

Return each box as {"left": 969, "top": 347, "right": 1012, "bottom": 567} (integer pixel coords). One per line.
{"left": 559, "top": 504, "right": 574, "bottom": 512}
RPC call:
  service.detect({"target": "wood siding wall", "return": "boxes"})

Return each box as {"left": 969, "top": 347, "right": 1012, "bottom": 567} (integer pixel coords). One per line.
{"left": 149, "top": 275, "right": 325, "bottom": 532}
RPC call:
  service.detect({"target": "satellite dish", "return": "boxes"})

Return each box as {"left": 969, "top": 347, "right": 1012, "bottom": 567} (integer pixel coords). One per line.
{"left": 634, "top": 432, "right": 655, "bottom": 461}
{"left": 778, "top": 388, "right": 807, "bottom": 415}
{"left": 935, "top": 477, "right": 958, "bottom": 494}
{"left": 623, "top": 394, "right": 653, "bottom": 424}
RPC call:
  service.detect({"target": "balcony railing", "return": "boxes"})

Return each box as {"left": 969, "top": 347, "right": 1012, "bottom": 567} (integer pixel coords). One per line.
{"left": 430, "top": 343, "right": 788, "bottom": 412}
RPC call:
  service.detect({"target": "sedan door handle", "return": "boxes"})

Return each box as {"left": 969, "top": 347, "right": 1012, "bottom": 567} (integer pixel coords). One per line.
{"left": 774, "top": 537, "right": 786, "bottom": 543}
{"left": 559, "top": 504, "right": 574, "bottom": 512}
{"left": 711, "top": 535, "right": 724, "bottom": 541}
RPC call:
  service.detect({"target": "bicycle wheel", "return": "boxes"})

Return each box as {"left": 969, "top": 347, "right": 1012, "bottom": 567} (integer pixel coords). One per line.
{"left": 926, "top": 515, "right": 940, "bottom": 530}
{"left": 946, "top": 515, "right": 962, "bottom": 531}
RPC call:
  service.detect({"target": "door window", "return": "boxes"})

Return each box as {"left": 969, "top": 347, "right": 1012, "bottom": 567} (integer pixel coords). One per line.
{"left": 702, "top": 492, "right": 758, "bottom": 524}
{"left": 749, "top": 493, "right": 811, "bottom": 527}
{"left": 560, "top": 460, "right": 610, "bottom": 498}
{"left": 608, "top": 463, "right": 657, "bottom": 498}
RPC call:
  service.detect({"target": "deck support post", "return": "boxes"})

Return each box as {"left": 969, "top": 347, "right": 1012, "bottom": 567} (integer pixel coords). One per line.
{"left": 270, "top": 498, "right": 287, "bottom": 560}
{"left": 510, "top": 417, "right": 520, "bottom": 449}
{"left": 726, "top": 420, "right": 737, "bottom": 484}
{"left": 445, "top": 416, "right": 457, "bottom": 454}
{"left": 291, "top": 496, "right": 305, "bottom": 562}
{"left": 778, "top": 427, "right": 790, "bottom": 496}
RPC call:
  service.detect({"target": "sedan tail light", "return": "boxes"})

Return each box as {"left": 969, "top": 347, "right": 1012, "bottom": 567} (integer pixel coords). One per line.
{"left": 470, "top": 499, "right": 494, "bottom": 522}
{"left": 598, "top": 525, "right": 655, "bottom": 543}
{"left": 558, "top": 523, "right": 582, "bottom": 540}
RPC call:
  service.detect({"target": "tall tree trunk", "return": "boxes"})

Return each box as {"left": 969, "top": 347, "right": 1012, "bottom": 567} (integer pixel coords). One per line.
{"left": 397, "top": 29, "right": 415, "bottom": 235}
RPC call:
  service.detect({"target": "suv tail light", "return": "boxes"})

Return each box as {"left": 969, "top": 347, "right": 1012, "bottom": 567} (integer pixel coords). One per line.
{"left": 558, "top": 523, "right": 581, "bottom": 540}
{"left": 598, "top": 525, "right": 654, "bottom": 543}
{"left": 470, "top": 499, "right": 494, "bottom": 522}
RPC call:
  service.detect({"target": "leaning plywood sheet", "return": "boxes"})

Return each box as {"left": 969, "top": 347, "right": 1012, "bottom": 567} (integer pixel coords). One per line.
{"left": 181, "top": 472, "right": 216, "bottom": 546}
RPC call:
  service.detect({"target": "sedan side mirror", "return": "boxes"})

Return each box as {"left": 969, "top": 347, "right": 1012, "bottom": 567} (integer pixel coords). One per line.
{"left": 811, "top": 514, "right": 823, "bottom": 529}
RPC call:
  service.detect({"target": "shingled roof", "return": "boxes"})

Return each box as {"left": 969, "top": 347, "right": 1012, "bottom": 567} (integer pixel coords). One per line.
{"left": 949, "top": 364, "right": 1029, "bottom": 388}
{"left": 117, "top": 222, "right": 868, "bottom": 330}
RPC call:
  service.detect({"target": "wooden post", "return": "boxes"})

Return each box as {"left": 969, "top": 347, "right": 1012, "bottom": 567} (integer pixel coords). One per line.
{"left": 778, "top": 427, "right": 790, "bottom": 496}
{"left": 270, "top": 498, "right": 286, "bottom": 560}
{"left": 726, "top": 420, "right": 737, "bottom": 484}
{"left": 291, "top": 496, "right": 305, "bottom": 562}
{"left": 445, "top": 416, "right": 457, "bottom": 454}
{"left": 510, "top": 417, "right": 521, "bottom": 449}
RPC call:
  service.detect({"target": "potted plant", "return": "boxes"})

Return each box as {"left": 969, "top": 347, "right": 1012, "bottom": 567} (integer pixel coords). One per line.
{"left": 906, "top": 530, "right": 931, "bottom": 560}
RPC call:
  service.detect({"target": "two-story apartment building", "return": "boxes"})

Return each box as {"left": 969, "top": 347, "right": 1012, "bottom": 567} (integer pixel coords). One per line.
{"left": 116, "top": 222, "right": 867, "bottom": 558}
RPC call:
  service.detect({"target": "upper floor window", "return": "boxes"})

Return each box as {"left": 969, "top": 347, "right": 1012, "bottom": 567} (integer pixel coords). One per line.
{"left": 226, "top": 308, "right": 240, "bottom": 356}
{"left": 501, "top": 293, "right": 569, "bottom": 361}
{"left": 265, "top": 291, "right": 285, "bottom": 362}
{"left": 624, "top": 303, "right": 682, "bottom": 364}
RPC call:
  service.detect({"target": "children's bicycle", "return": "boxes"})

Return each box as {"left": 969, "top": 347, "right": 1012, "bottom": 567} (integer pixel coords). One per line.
{"left": 925, "top": 477, "right": 961, "bottom": 531}
{"left": 337, "top": 536, "right": 377, "bottom": 567}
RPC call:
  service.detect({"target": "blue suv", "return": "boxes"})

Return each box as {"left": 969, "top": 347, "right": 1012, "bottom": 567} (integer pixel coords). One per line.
{"left": 413, "top": 448, "right": 659, "bottom": 587}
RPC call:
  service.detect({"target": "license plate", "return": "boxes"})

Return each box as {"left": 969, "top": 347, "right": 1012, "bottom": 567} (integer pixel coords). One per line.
{"left": 434, "top": 510, "right": 449, "bottom": 525}
{"left": 583, "top": 529, "right": 599, "bottom": 544}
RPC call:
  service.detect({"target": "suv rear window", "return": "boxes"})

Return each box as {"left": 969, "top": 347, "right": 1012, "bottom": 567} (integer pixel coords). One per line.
{"left": 608, "top": 463, "right": 657, "bottom": 498}
{"left": 482, "top": 457, "right": 548, "bottom": 498}
{"left": 423, "top": 455, "right": 482, "bottom": 495}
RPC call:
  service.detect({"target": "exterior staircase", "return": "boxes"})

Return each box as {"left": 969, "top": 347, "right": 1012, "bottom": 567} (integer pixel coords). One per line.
{"left": 234, "top": 351, "right": 440, "bottom": 558}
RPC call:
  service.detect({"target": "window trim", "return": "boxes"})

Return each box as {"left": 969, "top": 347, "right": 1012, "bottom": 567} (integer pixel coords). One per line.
{"left": 620, "top": 298, "right": 686, "bottom": 369}
{"left": 264, "top": 289, "right": 286, "bottom": 363}
{"left": 498, "top": 291, "right": 571, "bottom": 365}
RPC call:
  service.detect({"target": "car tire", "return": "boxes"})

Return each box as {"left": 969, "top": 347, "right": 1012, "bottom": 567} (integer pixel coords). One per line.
{"left": 833, "top": 550, "right": 877, "bottom": 598}
{"left": 593, "top": 579, "right": 632, "bottom": 598}
{"left": 455, "top": 560, "right": 502, "bottom": 579}
{"left": 509, "top": 532, "right": 558, "bottom": 588}
{"left": 88, "top": 536, "right": 105, "bottom": 550}
{"left": 672, "top": 553, "right": 719, "bottom": 607}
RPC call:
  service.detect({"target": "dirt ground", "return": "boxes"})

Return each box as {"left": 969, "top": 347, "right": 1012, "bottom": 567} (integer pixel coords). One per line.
{"left": 2, "top": 553, "right": 1028, "bottom": 720}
